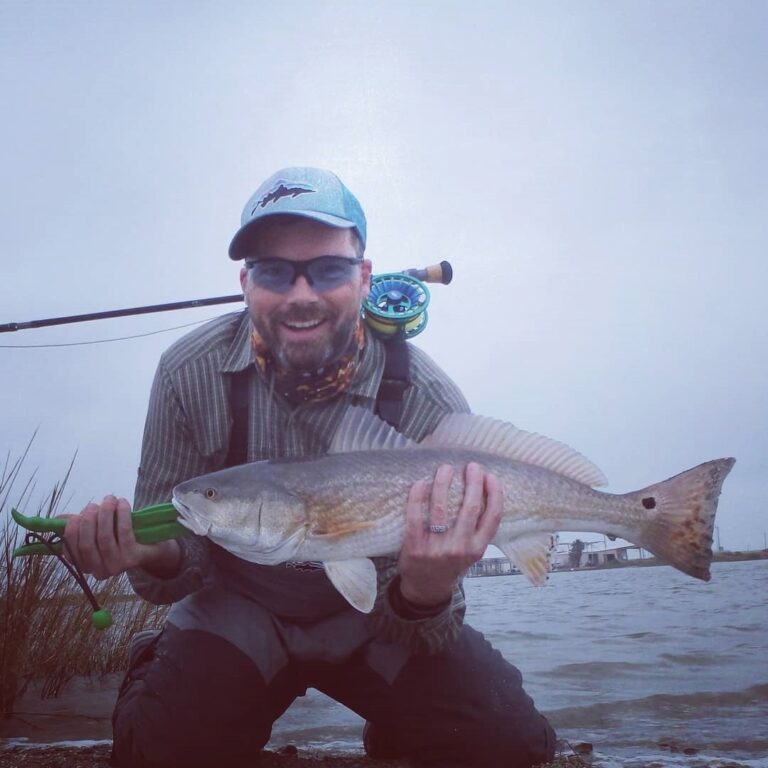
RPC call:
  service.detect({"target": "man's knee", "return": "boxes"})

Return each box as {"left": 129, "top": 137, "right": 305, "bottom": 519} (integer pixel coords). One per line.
{"left": 111, "top": 626, "right": 272, "bottom": 767}
{"left": 358, "top": 625, "right": 556, "bottom": 767}
{"left": 405, "top": 625, "right": 555, "bottom": 767}
{"left": 113, "top": 697, "right": 271, "bottom": 768}
{"left": 465, "top": 709, "right": 556, "bottom": 768}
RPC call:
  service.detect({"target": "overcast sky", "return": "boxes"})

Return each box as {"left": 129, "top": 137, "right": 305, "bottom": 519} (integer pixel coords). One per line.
{"left": 1, "top": 1, "right": 766, "bottom": 552}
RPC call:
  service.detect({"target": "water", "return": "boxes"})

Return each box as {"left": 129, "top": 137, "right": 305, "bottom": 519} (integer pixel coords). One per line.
{"left": 5, "top": 560, "right": 767, "bottom": 765}
{"left": 267, "top": 560, "right": 768, "bottom": 766}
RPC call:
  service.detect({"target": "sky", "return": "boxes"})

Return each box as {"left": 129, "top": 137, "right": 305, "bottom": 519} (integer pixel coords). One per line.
{"left": 1, "top": 0, "right": 766, "bottom": 553}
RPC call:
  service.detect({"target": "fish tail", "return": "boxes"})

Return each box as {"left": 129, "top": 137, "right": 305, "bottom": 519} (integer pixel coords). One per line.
{"left": 633, "top": 457, "right": 735, "bottom": 580}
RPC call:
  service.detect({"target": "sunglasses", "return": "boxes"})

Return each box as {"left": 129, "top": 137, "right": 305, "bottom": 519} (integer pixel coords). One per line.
{"left": 246, "top": 256, "right": 362, "bottom": 294}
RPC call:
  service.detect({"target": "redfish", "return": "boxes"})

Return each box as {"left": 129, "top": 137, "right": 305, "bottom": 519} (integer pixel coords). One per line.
{"left": 172, "top": 408, "right": 734, "bottom": 612}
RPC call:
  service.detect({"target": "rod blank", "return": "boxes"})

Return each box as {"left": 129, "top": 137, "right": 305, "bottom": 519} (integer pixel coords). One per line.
{"left": 0, "top": 294, "right": 244, "bottom": 334}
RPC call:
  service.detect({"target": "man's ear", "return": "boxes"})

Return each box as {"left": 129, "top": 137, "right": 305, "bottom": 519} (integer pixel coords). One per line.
{"left": 360, "top": 259, "right": 373, "bottom": 298}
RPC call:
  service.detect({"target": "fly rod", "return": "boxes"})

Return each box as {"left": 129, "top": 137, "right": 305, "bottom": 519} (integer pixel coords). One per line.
{"left": 0, "top": 261, "right": 452, "bottom": 335}
{"left": 0, "top": 294, "right": 244, "bottom": 334}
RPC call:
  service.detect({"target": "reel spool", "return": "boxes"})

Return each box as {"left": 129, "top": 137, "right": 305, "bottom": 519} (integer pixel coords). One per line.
{"left": 362, "top": 261, "right": 452, "bottom": 340}
{"left": 363, "top": 273, "right": 430, "bottom": 339}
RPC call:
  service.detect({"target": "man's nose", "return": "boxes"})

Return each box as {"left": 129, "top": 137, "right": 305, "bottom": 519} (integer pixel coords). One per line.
{"left": 285, "top": 273, "right": 318, "bottom": 301}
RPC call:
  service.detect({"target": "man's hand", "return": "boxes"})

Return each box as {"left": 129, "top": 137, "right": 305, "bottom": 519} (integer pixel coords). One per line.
{"left": 62, "top": 495, "right": 181, "bottom": 580}
{"left": 397, "top": 462, "right": 503, "bottom": 608}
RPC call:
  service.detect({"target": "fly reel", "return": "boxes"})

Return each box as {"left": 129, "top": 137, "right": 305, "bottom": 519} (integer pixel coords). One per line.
{"left": 362, "top": 261, "right": 452, "bottom": 340}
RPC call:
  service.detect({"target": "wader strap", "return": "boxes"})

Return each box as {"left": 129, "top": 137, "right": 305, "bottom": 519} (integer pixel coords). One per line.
{"left": 225, "top": 341, "right": 412, "bottom": 466}
{"left": 225, "top": 368, "right": 251, "bottom": 468}
{"left": 375, "top": 339, "right": 411, "bottom": 431}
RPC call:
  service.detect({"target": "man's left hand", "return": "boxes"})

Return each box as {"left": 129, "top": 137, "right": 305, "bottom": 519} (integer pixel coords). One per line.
{"left": 397, "top": 462, "right": 503, "bottom": 608}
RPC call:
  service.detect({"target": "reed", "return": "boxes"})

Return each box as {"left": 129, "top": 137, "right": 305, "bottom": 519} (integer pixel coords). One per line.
{"left": 0, "top": 444, "right": 168, "bottom": 717}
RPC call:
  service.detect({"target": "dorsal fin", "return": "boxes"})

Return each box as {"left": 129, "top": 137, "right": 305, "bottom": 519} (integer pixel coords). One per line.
{"left": 420, "top": 413, "right": 608, "bottom": 487}
{"left": 329, "top": 406, "right": 417, "bottom": 453}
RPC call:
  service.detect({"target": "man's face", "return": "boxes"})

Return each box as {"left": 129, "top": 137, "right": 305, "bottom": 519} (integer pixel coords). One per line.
{"left": 239, "top": 217, "right": 371, "bottom": 372}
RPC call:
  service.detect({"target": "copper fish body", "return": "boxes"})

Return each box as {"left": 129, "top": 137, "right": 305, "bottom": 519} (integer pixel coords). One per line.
{"left": 172, "top": 408, "right": 735, "bottom": 613}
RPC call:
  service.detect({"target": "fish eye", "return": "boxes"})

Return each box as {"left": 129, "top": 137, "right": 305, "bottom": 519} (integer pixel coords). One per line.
{"left": 204, "top": 488, "right": 217, "bottom": 500}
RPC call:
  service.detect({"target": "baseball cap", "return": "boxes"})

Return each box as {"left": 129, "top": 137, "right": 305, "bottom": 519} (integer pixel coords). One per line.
{"left": 228, "top": 167, "right": 367, "bottom": 260}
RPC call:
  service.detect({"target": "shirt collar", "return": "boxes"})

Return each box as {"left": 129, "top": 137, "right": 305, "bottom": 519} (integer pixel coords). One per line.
{"left": 220, "top": 310, "right": 255, "bottom": 373}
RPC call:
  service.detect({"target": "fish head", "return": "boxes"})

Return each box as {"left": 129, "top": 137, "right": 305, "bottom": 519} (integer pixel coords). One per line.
{"left": 172, "top": 464, "right": 307, "bottom": 560}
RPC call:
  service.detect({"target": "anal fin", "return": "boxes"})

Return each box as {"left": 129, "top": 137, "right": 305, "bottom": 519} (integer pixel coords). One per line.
{"left": 497, "top": 534, "right": 555, "bottom": 586}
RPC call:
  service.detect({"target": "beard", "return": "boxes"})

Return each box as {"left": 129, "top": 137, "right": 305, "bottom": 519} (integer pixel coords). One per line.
{"left": 252, "top": 303, "right": 360, "bottom": 372}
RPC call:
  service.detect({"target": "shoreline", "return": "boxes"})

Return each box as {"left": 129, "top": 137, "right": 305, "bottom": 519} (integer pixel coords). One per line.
{"left": 553, "top": 549, "right": 768, "bottom": 574}
{"left": 0, "top": 742, "right": 590, "bottom": 768}
{"left": 468, "top": 550, "right": 768, "bottom": 579}
{"left": 1, "top": 677, "right": 590, "bottom": 767}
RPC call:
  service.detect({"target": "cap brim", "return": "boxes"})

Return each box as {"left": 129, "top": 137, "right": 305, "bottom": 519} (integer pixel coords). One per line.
{"left": 228, "top": 211, "right": 356, "bottom": 260}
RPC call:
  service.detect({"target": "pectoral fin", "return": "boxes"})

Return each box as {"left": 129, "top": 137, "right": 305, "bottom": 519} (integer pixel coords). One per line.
{"left": 496, "top": 534, "right": 555, "bottom": 586}
{"left": 323, "top": 558, "right": 378, "bottom": 613}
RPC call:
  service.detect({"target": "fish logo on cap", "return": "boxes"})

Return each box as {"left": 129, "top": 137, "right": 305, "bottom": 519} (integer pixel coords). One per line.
{"left": 253, "top": 181, "right": 315, "bottom": 212}
{"left": 229, "top": 167, "right": 367, "bottom": 260}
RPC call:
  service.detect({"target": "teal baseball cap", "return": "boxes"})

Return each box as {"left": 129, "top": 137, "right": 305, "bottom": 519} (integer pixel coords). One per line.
{"left": 228, "top": 167, "right": 367, "bottom": 260}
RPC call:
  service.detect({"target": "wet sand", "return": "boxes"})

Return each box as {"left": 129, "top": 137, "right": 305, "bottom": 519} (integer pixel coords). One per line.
{"left": 1, "top": 675, "right": 123, "bottom": 744}
{"left": 0, "top": 743, "right": 590, "bottom": 767}
{"left": 0, "top": 743, "right": 403, "bottom": 767}
{"left": 0, "top": 740, "right": 595, "bottom": 768}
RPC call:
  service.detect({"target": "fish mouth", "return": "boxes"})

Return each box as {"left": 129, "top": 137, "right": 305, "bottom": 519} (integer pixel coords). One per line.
{"left": 172, "top": 495, "right": 211, "bottom": 536}
{"left": 170, "top": 495, "right": 308, "bottom": 564}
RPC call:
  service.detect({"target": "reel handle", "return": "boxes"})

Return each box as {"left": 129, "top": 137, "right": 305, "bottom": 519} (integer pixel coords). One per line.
{"left": 402, "top": 260, "right": 452, "bottom": 285}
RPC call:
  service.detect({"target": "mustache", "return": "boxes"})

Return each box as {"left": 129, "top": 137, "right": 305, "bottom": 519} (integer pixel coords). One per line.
{"left": 277, "top": 305, "right": 330, "bottom": 324}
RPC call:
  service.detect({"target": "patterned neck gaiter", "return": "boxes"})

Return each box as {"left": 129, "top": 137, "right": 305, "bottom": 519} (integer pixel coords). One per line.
{"left": 250, "top": 319, "right": 366, "bottom": 405}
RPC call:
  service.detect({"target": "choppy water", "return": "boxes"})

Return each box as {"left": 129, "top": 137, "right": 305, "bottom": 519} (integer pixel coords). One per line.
{"left": 268, "top": 560, "right": 768, "bottom": 766}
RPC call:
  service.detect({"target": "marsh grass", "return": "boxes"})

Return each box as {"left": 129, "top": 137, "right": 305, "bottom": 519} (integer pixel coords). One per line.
{"left": 0, "top": 443, "right": 169, "bottom": 717}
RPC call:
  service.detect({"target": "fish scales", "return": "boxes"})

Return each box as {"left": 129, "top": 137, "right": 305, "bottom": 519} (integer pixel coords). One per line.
{"left": 267, "top": 449, "right": 637, "bottom": 557}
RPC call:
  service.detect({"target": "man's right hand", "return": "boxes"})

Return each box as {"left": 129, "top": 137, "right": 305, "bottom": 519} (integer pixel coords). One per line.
{"left": 62, "top": 495, "right": 182, "bottom": 580}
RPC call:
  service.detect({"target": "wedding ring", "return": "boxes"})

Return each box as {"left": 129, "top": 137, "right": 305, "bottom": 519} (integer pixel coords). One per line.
{"left": 428, "top": 524, "right": 449, "bottom": 534}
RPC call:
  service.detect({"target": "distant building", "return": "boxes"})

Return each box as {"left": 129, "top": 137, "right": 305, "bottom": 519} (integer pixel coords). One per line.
{"left": 467, "top": 557, "right": 520, "bottom": 577}
{"left": 471, "top": 543, "right": 650, "bottom": 578}
{"left": 583, "top": 546, "right": 630, "bottom": 567}
{"left": 551, "top": 541, "right": 649, "bottom": 570}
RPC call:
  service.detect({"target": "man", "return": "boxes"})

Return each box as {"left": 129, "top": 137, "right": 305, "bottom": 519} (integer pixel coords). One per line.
{"left": 63, "top": 167, "right": 555, "bottom": 767}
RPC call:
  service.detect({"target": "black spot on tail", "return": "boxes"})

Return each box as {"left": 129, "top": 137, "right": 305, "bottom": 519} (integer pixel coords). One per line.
{"left": 642, "top": 497, "right": 656, "bottom": 509}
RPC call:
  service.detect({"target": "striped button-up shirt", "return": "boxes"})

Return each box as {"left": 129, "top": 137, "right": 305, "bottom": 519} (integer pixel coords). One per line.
{"left": 129, "top": 310, "right": 470, "bottom": 652}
